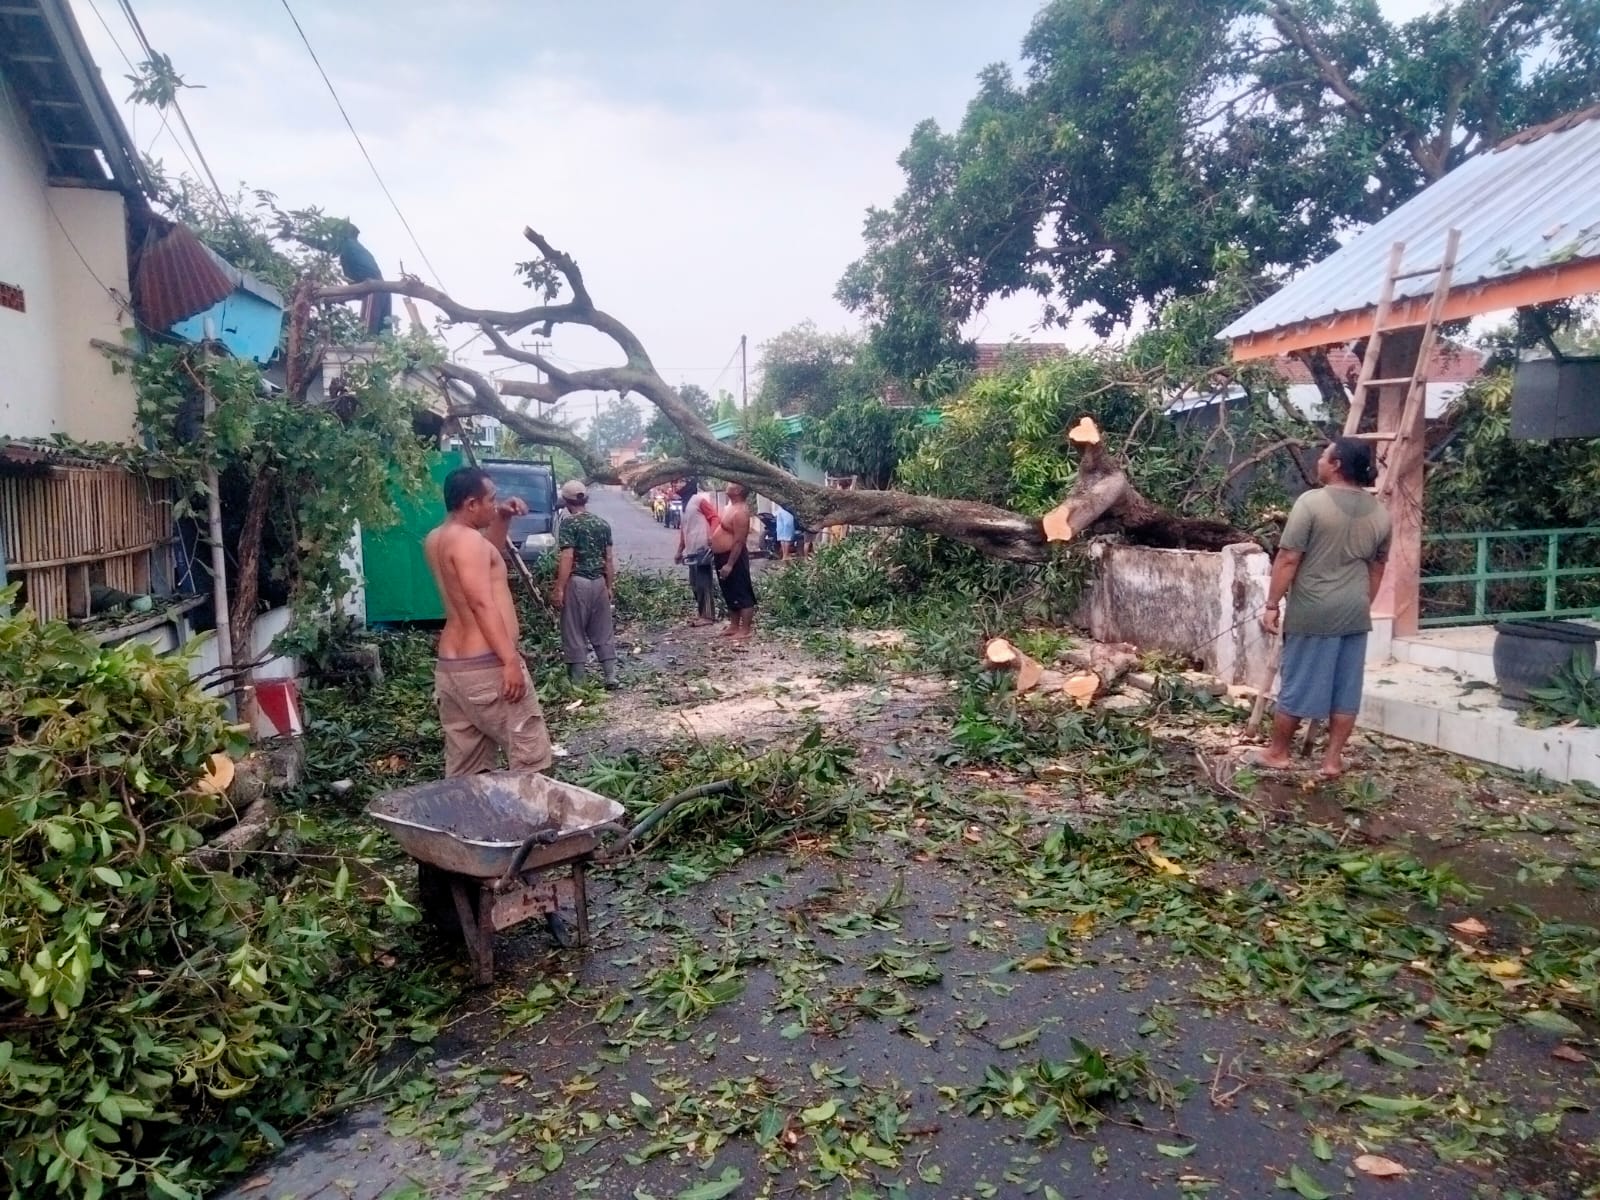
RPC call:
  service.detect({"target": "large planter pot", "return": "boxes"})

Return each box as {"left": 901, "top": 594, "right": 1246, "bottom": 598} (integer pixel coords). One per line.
{"left": 1492, "top": 619, "right": 1600, "bottom": 709}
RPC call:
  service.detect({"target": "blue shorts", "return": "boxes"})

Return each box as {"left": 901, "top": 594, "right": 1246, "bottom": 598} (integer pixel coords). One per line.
{"left": 1278, "top": 633, "right": 1367, "bottom": 721}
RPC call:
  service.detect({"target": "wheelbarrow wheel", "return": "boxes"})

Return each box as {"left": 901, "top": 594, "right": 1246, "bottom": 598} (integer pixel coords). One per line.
{"left": 545, "top": 910, "right": 580, "bottom": 949}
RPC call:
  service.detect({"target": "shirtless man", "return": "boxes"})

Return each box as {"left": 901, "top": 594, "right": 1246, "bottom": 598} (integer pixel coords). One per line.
{"left": 423, "top": 467, "right": 553, "bottom": 776}
{"left": 710, "top": 482, "right": 757, "bottom": 640}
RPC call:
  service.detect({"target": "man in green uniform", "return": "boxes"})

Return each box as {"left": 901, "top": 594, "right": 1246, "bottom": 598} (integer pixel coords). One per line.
{"left": 1258, "top": 438, "right": 1390, "bottom": 778}
{"left": 552, "top": 480, "right": 619, "bottom": 688}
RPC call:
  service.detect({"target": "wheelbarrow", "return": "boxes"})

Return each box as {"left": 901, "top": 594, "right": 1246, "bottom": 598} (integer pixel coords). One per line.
{"left": 368, "top": 771, "right": 729, "bottom": 984}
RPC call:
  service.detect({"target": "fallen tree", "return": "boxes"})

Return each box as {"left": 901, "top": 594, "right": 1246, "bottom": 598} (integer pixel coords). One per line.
{"left": 315, "top": 228, "right": 1255, "bottom": 562}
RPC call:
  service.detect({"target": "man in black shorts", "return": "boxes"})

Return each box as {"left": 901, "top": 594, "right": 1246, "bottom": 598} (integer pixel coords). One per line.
{"left": 710, "top": 482, "right": 757, "bottom": 641}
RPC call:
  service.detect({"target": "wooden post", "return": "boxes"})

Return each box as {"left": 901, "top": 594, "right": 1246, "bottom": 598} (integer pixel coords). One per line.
{"left": 1372, "top": 329, "right": 1425, "bottom": 640}
{"left": 201, "top": 376, "right": 238, "bottom": 713}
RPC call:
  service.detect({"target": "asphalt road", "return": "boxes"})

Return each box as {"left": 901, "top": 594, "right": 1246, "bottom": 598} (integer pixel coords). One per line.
{"left": 585, "top": 485, "right": 680, "bottom": 570}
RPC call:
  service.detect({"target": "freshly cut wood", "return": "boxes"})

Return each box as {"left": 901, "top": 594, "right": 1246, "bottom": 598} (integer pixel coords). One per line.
{"left": 1041, "top": 504, "right": 1074, "bottom": 543}
{"left": 1067, "top": 417, "right": 1102, "bottom": 445}
{"left": 1062, "top": 671, "right": 1100, "bottom": 707}
{"left": 1039, "top": 413, "right": 1253, "bottom": 552}
{"left": 984, "top": 637, "right": 1019, "bottom": 668}
{"left": 1064, "top": 641, "right": 1140, "bottom": 684}
{"left": 983, "top": 637, "right": 1044, "bottom": 693}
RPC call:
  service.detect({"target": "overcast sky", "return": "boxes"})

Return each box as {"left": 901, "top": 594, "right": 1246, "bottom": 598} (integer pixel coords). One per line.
{"left": 72, "top": 0, "right": 1440, "bottom": 428}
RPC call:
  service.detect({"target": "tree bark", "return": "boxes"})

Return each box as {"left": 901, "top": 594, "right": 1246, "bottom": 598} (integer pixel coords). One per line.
{"left": 229, "top": 466, "right": 275, "bottom": 671}
{"left": 313, "top": 231, "right": 1255, "bottom": 563}
{"left": 1042, "top": 419, "right": 1253, "bottom": 551}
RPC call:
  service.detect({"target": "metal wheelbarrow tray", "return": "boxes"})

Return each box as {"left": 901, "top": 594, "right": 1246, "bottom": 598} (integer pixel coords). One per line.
{"left": 368, "top": 771, "right": 625, "bottom": 984}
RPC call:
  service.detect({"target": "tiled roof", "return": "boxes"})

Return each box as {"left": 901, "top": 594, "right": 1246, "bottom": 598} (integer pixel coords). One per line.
{"left": 1271, "top": 343, "right": 1484, "bottom": 386}
{"left": 973, "top": 342, "right": 1071, "bottom": 374}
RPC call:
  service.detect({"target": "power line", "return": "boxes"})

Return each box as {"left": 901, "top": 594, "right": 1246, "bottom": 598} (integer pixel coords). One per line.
{"left": 84, "top": 0, "right": 136, "bottom": 71}
{"left": 116, "top": 0, "right": 229, "bottom": 208}
{"left": 276, "top": 0, "right": 448, "bottom": 290}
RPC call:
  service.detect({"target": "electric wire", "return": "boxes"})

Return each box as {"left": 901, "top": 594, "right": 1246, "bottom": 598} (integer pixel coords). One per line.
{"left": 276, "top": 0, "right": 449, "bottom": 290}
{"left": 116, "top": 0, "right": 229, "bottom": 208}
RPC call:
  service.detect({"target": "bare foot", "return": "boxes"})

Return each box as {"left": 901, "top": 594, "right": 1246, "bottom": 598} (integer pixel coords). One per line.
{"left": 730, "top": 631, "right": 753, "bottom": 642}
{"left": 1243, "top": 748, "right": 1295, "bottom": 770}
{"left": 1317, "top": 763, "right": 1343, "bottom": 780}
{"left": 687, "top": 618, "right": 714, "bottom": 627}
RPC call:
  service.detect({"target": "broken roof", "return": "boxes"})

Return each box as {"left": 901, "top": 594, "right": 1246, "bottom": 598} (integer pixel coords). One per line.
{"left": 1222, "top": 106, "right": 1600, "bottom": 360}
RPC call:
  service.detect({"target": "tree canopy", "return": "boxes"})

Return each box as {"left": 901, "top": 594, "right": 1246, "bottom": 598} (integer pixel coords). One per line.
{"left": 588, "top": 394, "right": 646, "bottom": 454}
{"left": 754, "top": 321, "right": 886, "bottom": 418}
{"left": 839, "top": 0, "right": 1600, "bottom": 379}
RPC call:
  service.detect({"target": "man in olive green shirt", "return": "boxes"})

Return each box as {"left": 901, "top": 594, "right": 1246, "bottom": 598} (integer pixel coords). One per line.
{"left": 553, "top": 480, "right": 619, "bottom": 688}
{"left": 1257, "top": 439, "right": 1391, "bottom": 778}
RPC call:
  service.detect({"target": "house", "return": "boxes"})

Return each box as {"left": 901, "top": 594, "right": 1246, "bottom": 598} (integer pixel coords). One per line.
{"left": 0, "top": 2, "right": 311, "bottom": 736}
{"left": 608, "top": 434, "right": 649, "bottom": 469}
{"left": 1, "top": 0, "right": 176, "bottom": 621}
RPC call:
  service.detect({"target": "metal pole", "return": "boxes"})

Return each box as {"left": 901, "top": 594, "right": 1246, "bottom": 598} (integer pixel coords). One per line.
{"left": 740, "top": 334, "right": 747, "bottom": 410}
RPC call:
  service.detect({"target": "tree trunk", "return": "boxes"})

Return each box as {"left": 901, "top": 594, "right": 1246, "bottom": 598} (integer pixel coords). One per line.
{"left": 314, "top": 240, "right": 1256, "bottom": 563}
{"left": 229, "top": 467, "right": 276, "bottom": 672}
{"left": 1042, "top": 419, "right": 1254, "bottom": 551}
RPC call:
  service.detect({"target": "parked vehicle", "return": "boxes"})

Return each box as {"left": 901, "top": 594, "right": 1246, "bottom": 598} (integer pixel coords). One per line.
{"left": 757, "top": 511, "right": 780, "bottom": 559}
{"left": 482, "top": 459, "right": 558, "bottom": 559}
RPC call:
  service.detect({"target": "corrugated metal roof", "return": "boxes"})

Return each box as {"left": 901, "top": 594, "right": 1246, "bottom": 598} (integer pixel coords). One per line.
{"left": 131, "top": 220, "right": 285, "bottom": 333}
{"left": 0, "top": 440, "right": 114, "bottom": 474}
{"left": 1221, "top": 107, "right": 1600, "bottom": 344}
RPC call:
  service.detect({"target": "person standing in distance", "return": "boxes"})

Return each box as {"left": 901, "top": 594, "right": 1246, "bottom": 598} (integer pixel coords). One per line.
{"left": 423, "top": 467, "right": 553, "bottom": 776}
{"left": 1258, "top": 438, "right": 1390, "bottom": 779}
{"left": 552, "top": 480, "right": 620, "bottom": 689}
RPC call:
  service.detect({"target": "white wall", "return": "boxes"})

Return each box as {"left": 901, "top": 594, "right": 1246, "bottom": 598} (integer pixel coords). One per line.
{"left": 0, "top": 81, "right": 64, "bottom": 439}
{"left": 0, "top": 79, "right": 140, "bottom": 443}
{"left": 1076, "top": 541, "right": 1272, "bottom": 686}
{"left": 48, "top": 187, "right": 139, "bottom": 441}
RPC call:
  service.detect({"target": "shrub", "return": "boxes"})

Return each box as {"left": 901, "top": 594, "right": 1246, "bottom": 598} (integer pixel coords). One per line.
{"left": 0, "top": 594, "right": 431, "bottom": 1198}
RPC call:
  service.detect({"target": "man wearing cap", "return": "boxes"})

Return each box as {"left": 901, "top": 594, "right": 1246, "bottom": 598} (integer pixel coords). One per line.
{"left": 553, "top": 480, "right": 620, "bottom": 689}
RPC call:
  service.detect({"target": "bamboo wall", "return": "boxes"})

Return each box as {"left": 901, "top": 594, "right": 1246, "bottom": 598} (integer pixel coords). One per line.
{"left": 0, "top": 465, "right": 174, "bottom": 623}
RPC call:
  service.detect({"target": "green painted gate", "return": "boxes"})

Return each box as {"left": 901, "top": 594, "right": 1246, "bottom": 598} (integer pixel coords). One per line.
{"left": 360, "top": 450, "right": 463, "bottom": 624}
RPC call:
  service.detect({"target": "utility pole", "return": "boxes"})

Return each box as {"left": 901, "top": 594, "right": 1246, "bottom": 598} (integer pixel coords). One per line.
{"left": 740, "top": 334, "right": 748, "bottom": 410}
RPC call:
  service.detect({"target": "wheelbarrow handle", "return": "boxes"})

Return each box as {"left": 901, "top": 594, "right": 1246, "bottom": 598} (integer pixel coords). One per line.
{"left": 597, "top": 780, "right": 735, "bottom": 862}
{"left": 497, "top": 827, "right": 563, "bottom": 890}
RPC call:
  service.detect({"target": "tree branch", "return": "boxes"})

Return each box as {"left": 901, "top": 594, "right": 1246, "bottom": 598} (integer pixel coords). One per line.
{"left": 435, "top": 361, "right": 616, "bottom": 481}
{"left": 315, "top": 224, "right": 1255, "bottom": 563}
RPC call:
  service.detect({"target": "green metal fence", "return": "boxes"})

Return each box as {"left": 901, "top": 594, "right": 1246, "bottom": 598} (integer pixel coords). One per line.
{"left": 1420, "top": 527, "right": 1600, "bottom": 627}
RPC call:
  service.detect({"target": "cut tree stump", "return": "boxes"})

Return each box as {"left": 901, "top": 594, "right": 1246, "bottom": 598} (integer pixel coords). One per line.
{"left": 983, "top": 637, "right": 1046, "bottom": 693}
{"left": 1041, "top": 417, "right": 1253, "bottom": 551}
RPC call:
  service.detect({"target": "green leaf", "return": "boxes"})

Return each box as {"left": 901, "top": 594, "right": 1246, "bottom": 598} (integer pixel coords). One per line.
{"left": 1023, "top": 1103, "right": 1061, "bottom": 1140}
{"left": 1355, "top": 1094, "right": 1433, "bottom": 1115}
{"left": 1370, "top": 1045, "right": 1424, "bottom": 1070}
{"left": 998, "top": 1025, "right": 1041, "bottom": 1050}
{"left": 92, "top": 866, "right": 124, "bottom": 888}
{"left": 1278, "top": 1164, "right": 1331, "bottom": 1200}
{"left": 802, "top": 1099, "right": 838, "bottom": 1124}
{"left": 1310, "top": 1132, "right": 1332, "bottom": 1161}
{"left": 1520, "top": 1010, "right": 1583, "bottom": 1038}
{"left": 1158, "top": 1143, "right": 1196, "bottom": 1158}
{"left": 673, "top": 1167, "right": 743, "bottom": 1200}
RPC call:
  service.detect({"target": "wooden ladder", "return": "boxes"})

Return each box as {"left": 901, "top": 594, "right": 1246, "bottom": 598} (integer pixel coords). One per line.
{"left": 1342, "top": 228, "right": 1462, "bottom": 498}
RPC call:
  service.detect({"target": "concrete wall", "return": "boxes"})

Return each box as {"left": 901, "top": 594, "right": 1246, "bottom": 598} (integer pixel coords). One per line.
{"left": 0, "top": 82, "right": 140, "bottom": 442}
{"left": 1077, "top": 541, "right": 1272, "bottom": 686}
{"left": 47, "top": 187, "right": 139, "bottom": 441}
{"left": 0, "top": 82, "right": 64, "bottom": 439}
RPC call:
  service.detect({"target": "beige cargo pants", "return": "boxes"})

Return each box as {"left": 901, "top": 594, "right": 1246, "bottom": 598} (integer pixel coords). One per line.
{"left": 434, "top": 654, "right": 553, "bottom": 777}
